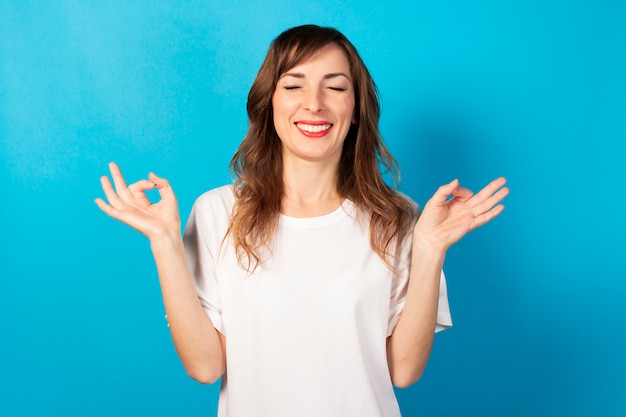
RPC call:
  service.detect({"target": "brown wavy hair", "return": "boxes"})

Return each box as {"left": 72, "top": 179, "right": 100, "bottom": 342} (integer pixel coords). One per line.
{"left": 228, "top": 24, "right": 416, "bottom": 272}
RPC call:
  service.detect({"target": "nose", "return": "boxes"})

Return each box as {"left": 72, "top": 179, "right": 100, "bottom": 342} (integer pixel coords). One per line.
{"left": 304, "top": 88, "right": 323, "bottom": 113}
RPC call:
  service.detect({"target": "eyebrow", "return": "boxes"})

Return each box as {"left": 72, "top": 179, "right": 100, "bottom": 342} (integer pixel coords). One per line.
{"left": 281, "top": 72, "right": 351, "bottom": 81}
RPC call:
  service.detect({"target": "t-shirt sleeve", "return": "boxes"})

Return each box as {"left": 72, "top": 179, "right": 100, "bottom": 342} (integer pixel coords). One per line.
{"left": 183, "top": 196, "right": 226, "bottom": 335}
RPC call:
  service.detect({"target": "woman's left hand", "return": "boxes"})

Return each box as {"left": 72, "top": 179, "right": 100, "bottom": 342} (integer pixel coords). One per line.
{"left": 413, "top": 177, "right": 509, "bottom": 252}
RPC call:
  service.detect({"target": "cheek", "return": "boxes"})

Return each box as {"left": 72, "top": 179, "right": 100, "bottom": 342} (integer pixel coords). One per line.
{"left": 345, "top": 97, "right": 356, "bottom": 123}
{"left": 272, "top": 94, "right": 296, "bottom": 119}
{"left": 271, "top": 97, "right": 292, "bottom": 140}
{"left": 271, "top": 97, "right": 285, "bottom": 128}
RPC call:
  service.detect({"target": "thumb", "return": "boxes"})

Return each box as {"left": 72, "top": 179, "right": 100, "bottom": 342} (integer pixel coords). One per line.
{"left": 427, "top": 179, "right": 458, "bottom": 208}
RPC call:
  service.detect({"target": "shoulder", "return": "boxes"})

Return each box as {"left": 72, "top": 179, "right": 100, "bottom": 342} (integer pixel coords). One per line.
{"left": 397, "top": 191, "right": 420, "bottom": 215}
{"left": 187, "top": 184, "right": 236, "bottom": 229}
{"left": 193, "top": 184, "right": 236, "bottom": 212}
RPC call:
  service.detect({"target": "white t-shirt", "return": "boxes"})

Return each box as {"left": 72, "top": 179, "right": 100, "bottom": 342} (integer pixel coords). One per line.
{"left": 184, "top": 185, "right": 452, "bottom": 417}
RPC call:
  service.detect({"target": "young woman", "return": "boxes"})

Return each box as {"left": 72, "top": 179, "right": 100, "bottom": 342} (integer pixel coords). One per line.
{"left": 96, "top": 24, "right": 508, "bottom": 417}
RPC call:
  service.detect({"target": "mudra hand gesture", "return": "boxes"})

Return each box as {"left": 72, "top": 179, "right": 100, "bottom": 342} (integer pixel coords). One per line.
{"left": 414, "top": 177, "right": 509, "bottom": 252}
{"left": 94, "top": 162, "right": 181, "bottom": 240}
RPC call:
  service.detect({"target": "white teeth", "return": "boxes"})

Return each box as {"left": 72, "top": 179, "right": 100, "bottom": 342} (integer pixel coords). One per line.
{"left": 297, "top": 123, "right": 331, "bottom": 133}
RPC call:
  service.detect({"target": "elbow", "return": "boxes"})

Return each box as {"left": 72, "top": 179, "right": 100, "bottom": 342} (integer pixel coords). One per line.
{"left": 386, "top": 338, "right": 433, "bottom": 388}
{"left": 390, "top": 365, "right": 426, "bottom": 389}
{"left": 189, "top": 371, "right": 221, "bottom": 385}
{"left": 186, "top": 363, "right": 225, "bottom": 385}
{"left": 391, "top": 372, "right": 422, "bottom": 389}
{"left": 175, "top": 337, "right": 226, "bottom": 385}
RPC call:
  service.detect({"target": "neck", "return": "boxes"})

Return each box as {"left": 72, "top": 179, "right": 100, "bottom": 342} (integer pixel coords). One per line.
{"left": 281, "top": 158, "right": 342, "bottom": 218}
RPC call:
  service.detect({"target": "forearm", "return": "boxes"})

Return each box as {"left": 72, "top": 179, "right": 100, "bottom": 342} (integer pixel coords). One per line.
{"left": 151, "top": 231, "right": 225, "bottom": 384}
{"left": 386, "top": 238, "right": 446, "bottom": 388}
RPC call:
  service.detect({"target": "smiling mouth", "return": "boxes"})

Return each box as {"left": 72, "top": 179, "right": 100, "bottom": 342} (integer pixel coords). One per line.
{"left": 296, "top": 122, "right": 332, "bottom": 135}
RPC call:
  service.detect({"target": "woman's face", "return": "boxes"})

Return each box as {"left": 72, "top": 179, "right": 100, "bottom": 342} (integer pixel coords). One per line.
{"left": 272, "top": 43, "right": 355, "bottom": 168}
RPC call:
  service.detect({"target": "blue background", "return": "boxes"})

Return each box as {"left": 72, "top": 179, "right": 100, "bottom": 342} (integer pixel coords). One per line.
{"left": 2, "top": 1, "right": 625, "bottom": 416}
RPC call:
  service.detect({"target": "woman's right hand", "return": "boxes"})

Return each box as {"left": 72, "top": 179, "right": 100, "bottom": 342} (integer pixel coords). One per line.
{"left": 95, "top": 162, "right": 181, "bottom": 240}
{"left": 96, "top": 163, "right": 226, "bottom": 383}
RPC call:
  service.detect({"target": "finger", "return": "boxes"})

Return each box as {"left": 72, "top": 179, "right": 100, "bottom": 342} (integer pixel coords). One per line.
{"left": 471, "top": 203, "right": 506, "bottom": 229}
{"left": 149, "top": 172, "right": 177, "bottom": 201}
{"left": 100, "top": 175, "right": 124, "bottom": 208}
{"left": 472, "top": 186, "right": 510, "bottom": 215}
{"left": 427, "top": 179, "right": 459, "bottom": 207}
{"left": 127, "top": 179, "right": 156, "bottom": 199}
{"left": 95, "top": 197, "right": 112, "bottom": 214}
{"left": 95, "top": 195, "right": 138, "bottom": 226}
{"left": 108, "top": 162, "right": 131, "bottom": 198}
{"left": 469, "top": 177, "right": 507, "bottom": 208}
{"left": 94, "top": 197, "right": 122, "bottom": 220}
{"left": 451, "top": 186, "right": 473, "bottom": 202}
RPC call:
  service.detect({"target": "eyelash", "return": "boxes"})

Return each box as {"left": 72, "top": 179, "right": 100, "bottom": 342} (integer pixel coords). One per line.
{"left": 283, "top": 86, "right": 347, "bottom": 91}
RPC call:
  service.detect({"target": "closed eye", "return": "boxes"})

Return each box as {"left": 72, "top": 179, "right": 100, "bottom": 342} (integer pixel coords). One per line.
{"left": 328, "top": 86, "right": 347, "bottom": 91}
{"left": 284, "top": 86, "right": 301, "bottom": 90}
